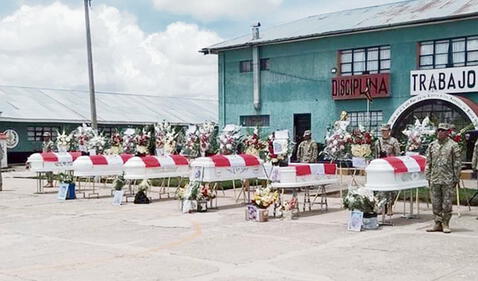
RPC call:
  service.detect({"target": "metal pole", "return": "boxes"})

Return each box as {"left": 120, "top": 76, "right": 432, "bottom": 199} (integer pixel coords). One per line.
{"left": 84, "top": 0, "right": 98, "bottom": 129}
{"left": 366, "top": 99, "right": 370, "bottom": 131}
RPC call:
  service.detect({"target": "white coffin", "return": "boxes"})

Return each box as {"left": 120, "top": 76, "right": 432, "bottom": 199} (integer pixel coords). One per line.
{"left": 263, "top": 163, "right": 338, "bottom": 185}
{"left": 123, "top": 155, "right": 190, "bottom": 180}
{"left": 190, "top": 154, "right": 264, "bottom": 182}
{"left": 27, "top": 152, "right": 82, "bottom": 173}
{"left": 365, "top": 155, "right": 427, "bottom": 191}
{"left": 73, "top": 154, "right": 133, "bottom": 177}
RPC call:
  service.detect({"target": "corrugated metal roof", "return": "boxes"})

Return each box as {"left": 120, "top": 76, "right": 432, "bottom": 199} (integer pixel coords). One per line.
{"left": 203, "top": 0, "right": 478, "bottom": 53}
{"left": 0, "top": 85, "right": 217, "bottom": 125}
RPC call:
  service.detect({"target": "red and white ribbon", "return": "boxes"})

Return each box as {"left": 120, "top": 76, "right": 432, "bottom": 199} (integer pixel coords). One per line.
{"left": 210, "top": 154, "right": 260, "bottom": 167}
{"left": 290, "top": 163, "right": 337, "bottom": 176}
{"left": 382, "top": 155, "right": 426, "bottom": 174}
{"left": 140, "top": 155, "right": 189, "bottom": 168}
{"left": 41, "top": 152, "right": 82, "bottom": 163}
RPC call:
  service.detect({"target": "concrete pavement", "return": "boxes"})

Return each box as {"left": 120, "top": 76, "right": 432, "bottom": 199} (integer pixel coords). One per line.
{"left": 0, "top": 169, "right": 477, "bottom": 281}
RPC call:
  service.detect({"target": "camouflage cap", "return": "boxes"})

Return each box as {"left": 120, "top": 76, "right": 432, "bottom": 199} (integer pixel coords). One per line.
{"left": 380, "top": 124, "right": 391, "bottom": 131}
{"left": 303, "top": 130, "right": 311, "bottom": 137}
{"left": 437, "top": 123, "right": 451, "bottom": 130}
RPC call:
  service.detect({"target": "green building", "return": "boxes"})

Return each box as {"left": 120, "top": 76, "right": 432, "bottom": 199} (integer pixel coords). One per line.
{"left": 201, "top": 0, "right": 478, "bottom": 156}
{"left": 0, "top": 85, "right": 217, "bottom": 163}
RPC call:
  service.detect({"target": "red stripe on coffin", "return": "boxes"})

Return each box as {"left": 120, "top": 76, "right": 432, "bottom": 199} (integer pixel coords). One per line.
{"left": 169, "top": 155, "right": 189, "bottom": 166}
{"left": 409, "top": 155, "right": 426, "bottom": 172}
{"left": 211, "top": 155, "right": 231, "bottom": 167}
{"left": 238, "top": 154, "right": 260, "bottom": 166}
{"left": 69, "top": 152, "right": 82, "bottom": 161}
{"left": 383, "top": 157, "right": 408, "bottom": 173}
{"left": 324, "top": 163, "right": 337, "bottom": 175}
{"left": 291, "top": 165, "right": 312, "bottom": 176}
{"left": 142, "top": 156, "right": 160, "bottom": 168}
{"left": 42, "top": 152, "right": 58, "bottom": 162}
{"left": 90, "top": 155, "right": 108, "bottom": 165}
{"left": 120, "top": 154, "right": 134, "bottom": 163}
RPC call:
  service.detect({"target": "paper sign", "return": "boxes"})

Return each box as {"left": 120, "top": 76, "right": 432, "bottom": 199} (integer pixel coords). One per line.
{"left": 57, "top": 184, "right": 68, "bottom": 200}
{"left": 112, "top": 190, "right": 124, "bottom": 205}
{"left": 274, "top": 130, "right": 289, "bottom": 139}
{"left": 273, "top": 140, "right": 288, "bottom": 155}
{"left": 352, "top": 157, "right": 367, "bottom": 168}
{"left": 348, "top": 210, "right": 363, "bottom": 232}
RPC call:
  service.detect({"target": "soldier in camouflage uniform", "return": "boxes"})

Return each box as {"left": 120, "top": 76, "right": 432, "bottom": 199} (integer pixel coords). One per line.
{"left": 472, "top": 140, "right": 478, "bottom": 220}
{"left": 42, "top": 132, "right": 55, "bottom": 187}
{"left": 297, "top": 130, "right": 318, "bottom": 163}
{"left": 425, "top": 123, "right": 461, "bottom": 233}
{"left": 374, "top": 124, "right": 400, "bottom": 158}
{"left": 374, "top": 124, "right": 401, "bottom": 212}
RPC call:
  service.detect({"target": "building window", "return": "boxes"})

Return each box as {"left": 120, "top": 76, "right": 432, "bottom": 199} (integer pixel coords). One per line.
{"left": 260, "top": 58, "right": 270, "bottom": 70}
{"left": 99, "top": 127, "right": 115, "bottom": 138}
{"left": 240, "top": 58, "right": 270, "bottom": 72}
{"left": 419, "top": 35, "right": 478, "bottom": 69}
{"left": 240, "top": 115, "right": 270, "bottom": 127}
{"left": 27, "top": 126, "right": 59, "bottom": 142}
{"left": 240, "top": 60, "right": 252, "bottom": 72}
{"left": 348, "top": 111, "right": 383, "bottom": 135}
{"left": 340, "top": 46, "right": 390, "bottom": 76}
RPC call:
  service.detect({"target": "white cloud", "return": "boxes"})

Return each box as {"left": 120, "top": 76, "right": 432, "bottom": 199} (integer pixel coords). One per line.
{"left": 152, "top": 0, "right": 283, "bottom": 21}
{"left": 0, "top": 2, "right": 222, "bottom": 98}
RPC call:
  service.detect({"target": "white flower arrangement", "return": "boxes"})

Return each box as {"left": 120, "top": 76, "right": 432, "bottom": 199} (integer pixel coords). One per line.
{"left": 72, "top": 123, "right": 95, "bottom": 153}
{"left": 198, "top": 121, "right": 216, "bottom": 156}
{"left": 343, "top": 187, "right": 386, "bottom": 214}
{"left": 56, "top": 130, "right": 72, "bottom": 152}
{"left": 243, "top": 127, "right": 268, "bottom": 157}
{"left": 218, "top": 124, "right": 242, "bottom": 155}
{"left": 155, "top": 120, "right": 178, "bottom": 155}
{"left": 87, "top": 132, "right": 107, "bottom": 154}
{"left": 323, "top": 119, "right": 352, "bottom": 160}
{"left": 182, "top": 125, "right": 200, "bottom": 157}
{"left": 402, "top": 117, "right": 435, "bottom": 152}
{"left": 134, "top": 128, "right": 151, "bottom": 156}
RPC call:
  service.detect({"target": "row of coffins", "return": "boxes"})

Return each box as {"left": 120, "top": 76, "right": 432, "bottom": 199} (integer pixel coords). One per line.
{"left": 27, "top": 151, "right": 426, "bottom": 191}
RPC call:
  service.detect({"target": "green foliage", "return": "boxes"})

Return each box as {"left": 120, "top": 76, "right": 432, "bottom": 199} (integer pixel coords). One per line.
{"left": 112, "top": 175, "right": 125, "bottom": 191}
{"left": 343, "top": 188, "right": 384, "bottom": 214}
{"left": 58, "top": 172, "right": 74, "bottom": 184}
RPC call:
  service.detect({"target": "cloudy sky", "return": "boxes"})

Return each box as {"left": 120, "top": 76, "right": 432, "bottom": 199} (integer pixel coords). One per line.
{"left": 0, "top": 0, "right": 401, "bottom": 98}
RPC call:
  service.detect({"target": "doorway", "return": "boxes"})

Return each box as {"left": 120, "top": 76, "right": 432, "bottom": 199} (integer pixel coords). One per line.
{"left": 291, "top": 113, "right": 311, "bottom": 162}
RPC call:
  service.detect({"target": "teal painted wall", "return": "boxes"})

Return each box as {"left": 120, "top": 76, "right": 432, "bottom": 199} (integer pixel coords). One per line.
{"left": 218, "top": 18, "right": 478, "bottom": 142}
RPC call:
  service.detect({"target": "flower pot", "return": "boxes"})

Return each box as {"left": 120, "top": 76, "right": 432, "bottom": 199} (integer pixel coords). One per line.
{"left": 245, "top": 204, "right": 268, "bottom": 222}
{"left": 112, "top": 190, "right": 124, "bottom": 205}
{"left": 362, "top": 212, "right": 379, "bottom": 230}
{"left": 282, "top": 209, "right": 298, "bottom": 220}
{"left": 197, "top": 199, "right": 208, "bottom": 212}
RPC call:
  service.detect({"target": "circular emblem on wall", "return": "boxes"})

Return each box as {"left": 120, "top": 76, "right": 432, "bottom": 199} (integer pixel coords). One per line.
{"left": 4, "top": 129, "right": 19, "bottom": 149}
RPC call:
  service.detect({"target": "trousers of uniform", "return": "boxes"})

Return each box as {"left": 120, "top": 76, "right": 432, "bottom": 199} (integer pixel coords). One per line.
{"left": 430, "top": 183, "right": 454, "bottom": 225}
{"left": 46, "top": 171, "right": 54, "bottom": 185}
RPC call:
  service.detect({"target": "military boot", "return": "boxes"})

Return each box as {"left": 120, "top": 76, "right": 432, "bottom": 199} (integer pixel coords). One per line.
{"left": 442, "top": 223, "right": 451, "bottom": 234}
{"left": 426, "top": 222, "right": 442, "bottom": 232}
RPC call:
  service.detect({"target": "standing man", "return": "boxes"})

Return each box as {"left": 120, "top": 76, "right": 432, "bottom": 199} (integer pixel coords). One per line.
{"left": 426, "top": 123, "right": 461, "bottom": 233}
{"left": 374, "top": 124, "right": 400, "bottom": 158}
{"left": 42, "top": 132, "right": 55, "bottom": 187}
{"left": 374, "top": 124, "right": 401, "bottom": 213}
{"left": 296, "top": 130, "right": 318, "bottom": 163}
{"left": 471, "top": 138, "right": 478, "bottom": 220}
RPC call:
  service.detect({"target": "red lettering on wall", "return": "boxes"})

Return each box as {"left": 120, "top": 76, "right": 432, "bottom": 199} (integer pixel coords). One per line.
{"left": 331, "top": 73, "right": 390, "bottom": 100}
